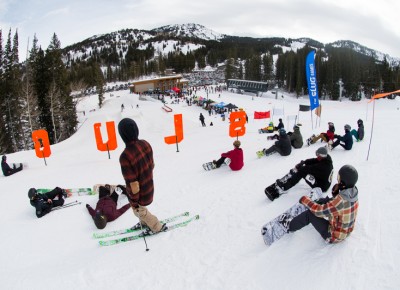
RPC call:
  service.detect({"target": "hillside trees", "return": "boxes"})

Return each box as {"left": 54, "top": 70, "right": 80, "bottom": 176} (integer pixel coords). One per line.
{"left": 0, "top": 29, "right": 78, "bottom": 154}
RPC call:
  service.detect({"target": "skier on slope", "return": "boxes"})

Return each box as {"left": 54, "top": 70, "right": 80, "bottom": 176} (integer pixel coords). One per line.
{"left": 28, "top": 187, "right": 70, "bottom": 218}
{"left": 283, "top": 165, "right": 359, "bottom": 243}
{"left": 86, "top": 185, "right": 131, "bottom": 229}
{"left": 212, "top": 140, "right": 244, "bottom": 171}
{"left": 264, "top": 147, "right": 334, "bottom": 201}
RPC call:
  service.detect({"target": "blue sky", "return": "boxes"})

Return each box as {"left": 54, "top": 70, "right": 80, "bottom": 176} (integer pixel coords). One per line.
{"left": 1, "top": 0, "right": 399, "bottom": 60}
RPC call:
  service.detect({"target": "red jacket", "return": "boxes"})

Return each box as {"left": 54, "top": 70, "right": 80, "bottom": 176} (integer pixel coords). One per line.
{"left": 221, "top": 148, "right": 244, "bottom": 171}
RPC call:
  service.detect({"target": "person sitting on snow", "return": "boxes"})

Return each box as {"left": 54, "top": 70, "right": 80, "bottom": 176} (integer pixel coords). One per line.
{"left": 258, "top": 128, "right": 291, "bottom": 158}
{"left": 331, "top": 124, "right": 353, "bottom": 150}
{"left": 28, "top": 187, "right": 71, "bottom": 218}
{"left": 283, "top": 165, "right": 359, "bottom": 244}
{"left": 274, "top": 118, "right": 284, "bottom": 131}
{"left": 86, "top": 185, "right": 131, "bottom": 229}
{"left": 1, "top": 155, "right": 23, "bottom": 176}
{"left": 350, "top": 119, "right": 364, "bottom": 142}
{"left": 264, "top": 147, "right": 334, "bottom": 201}
{"left": 307, "top": 122, "right": 335, "bottom": 146}
{"left": 212, "top": 140, "right": 244, "bottom": 171}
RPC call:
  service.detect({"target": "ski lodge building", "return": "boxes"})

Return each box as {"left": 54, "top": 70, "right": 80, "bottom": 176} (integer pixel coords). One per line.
{"left": 129, "top": 74, "right": 189, "bottom": 94}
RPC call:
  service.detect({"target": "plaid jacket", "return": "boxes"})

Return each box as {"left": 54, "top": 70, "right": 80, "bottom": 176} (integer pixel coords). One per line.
{"left": 300, "top": 189, "right": 359, "bottom": 243}
{"left": 119, "top": 139, "right": 155, "bottom": 206}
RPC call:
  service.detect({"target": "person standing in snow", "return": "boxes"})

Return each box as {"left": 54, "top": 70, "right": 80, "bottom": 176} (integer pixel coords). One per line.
{"left": 1, "top": 155, "right": 23, "bottom": 176}
{"left": 265, "top": 147, "right": 334, "bottom": 201}
{"left": 212, "top": 140, "right": 244, "bottom": 171}
{"left": 86, "top": 185, "right": 131, "bottom": 229}
{"left": 28, "top": 187, "right": 70, "bottom": 218}
{"left": 199, "top": 113, "right": 206, "bottom": 127}
{"left": 118, "top": 118, "right": 167, "bottom": 235}
{"left": 283, "top": 165, "right": 359, "bottom": 243}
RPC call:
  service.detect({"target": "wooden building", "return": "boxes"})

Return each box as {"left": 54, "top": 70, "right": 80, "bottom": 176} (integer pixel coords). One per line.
{"left": 129, "top": 75, "right": 189, "bottom": 93}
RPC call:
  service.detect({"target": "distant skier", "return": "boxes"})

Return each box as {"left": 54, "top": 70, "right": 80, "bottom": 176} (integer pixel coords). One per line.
{"left": 121, "top": 104, "right": 125, "bottom": 112}
{"left": 283, "top": 165, "right": 359, "bottom": 244}
{"left": 212, "top": 140, "right": 244, "bottom": 171}
{"left": 1, "top": 155, "right": 23, "bottom": 176}
{"left": 28, "top": 187, "right": 70, "bottom": 218}
{"left": 274, "top": 118, "right": 284, "bottom": 131}
{"left": 86, "top": 185, "right": 130, "bottom": 229}
{"left": 264, "top": 147, "right": 334, "bottom": 201}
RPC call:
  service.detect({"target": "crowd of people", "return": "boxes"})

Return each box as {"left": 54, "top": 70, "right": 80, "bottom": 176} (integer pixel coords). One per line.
{"left": 4, "top": 84, "right": 364, "bottom": 247}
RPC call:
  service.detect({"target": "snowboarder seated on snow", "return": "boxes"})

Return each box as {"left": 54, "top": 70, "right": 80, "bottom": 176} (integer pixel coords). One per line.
{"left": 307, "top": 122, "right": 335, "bottom": 146}
{"left": 259, "top": 122, "right": 274, "bottom": 133}
{"left": 269, "top": 125, "right": 303, "bottom": 149}
{"left": 265, "top": 147, "right": 334, "bottom": 201}
{"left": 28, "top": 187, "right": 69, "bottom": 218}
{"left": 274, "top": 118, "right": 284, "bottom": 131}
{"left": 86, "top": 185, "right": 130, "bottom": 229}
{"left": 1, "top": 155, "right": 23, "bottom": 176}
{"left": 212, "top": 140, "right": 244, "bottom": 170}
{"left": 350, "top": 119, "right": 364, "bottom": 142}
{"left": 259, "top": 128, "right": 292, "bottom": 157}
{"left": 118, "top": 118, "right": 167, "bottom": 235}
{"left": 284, "top": 165, "right": 359, "bottom": 243}
{"left": 331, "top": 124, "right": 353, "bottom": 150}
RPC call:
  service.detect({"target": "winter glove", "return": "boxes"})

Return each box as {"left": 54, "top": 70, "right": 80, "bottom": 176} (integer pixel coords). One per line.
{"left": 295, "top": 161, "right": 305, "bottom": 169}
{"left": 130, "top": 181, "right": 140, "bottom": 194}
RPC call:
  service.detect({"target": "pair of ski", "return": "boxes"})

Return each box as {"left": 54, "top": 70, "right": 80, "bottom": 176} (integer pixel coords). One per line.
{"left": 94, "top": 211, "right": 199, "bottom": 246}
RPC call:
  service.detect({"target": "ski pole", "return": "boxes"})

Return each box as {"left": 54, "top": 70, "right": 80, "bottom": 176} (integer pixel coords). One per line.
{"left": 138, "top": 218, "right": 150, "bottom": 252}
{"left": 52, "top": 201, "right": 81, "bottom": 211}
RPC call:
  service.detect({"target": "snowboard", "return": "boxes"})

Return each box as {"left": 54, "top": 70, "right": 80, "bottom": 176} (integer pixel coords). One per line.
{"left": 261, "top": 187, "right": 325, "bottom": 246}
{"left": 202, "top": 158, "right": 231, "bottom": 171}
{"left": 258, "top": 129, "right": 273, "bottom": 134}
{"left": 37, "top": 187, "right": 94, "bottom": 196}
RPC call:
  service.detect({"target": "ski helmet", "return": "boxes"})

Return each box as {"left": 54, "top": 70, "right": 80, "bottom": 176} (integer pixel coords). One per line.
{"left": 357, "top": 119, "right": 363, "bottom": 126}
{"left": 1, "top": 155, "right": 6, "bottom": 161}
{"left": 279, "top": 128, "right": 286, "bottom": 136}
{"left": 338, "top": 165, "right": 358, "bottom": 188}
{"left": 315, "top": 147, "right": 328, "bottom": 158}
{"left": 28, "top": 188, "right": 37, "bottom": 199}
{"left": 93, "top": 211, "right": 107, "bottom": 229}
{"left": 233, "top": 140, "right": 241, "bottom": 148}
{"left": 344, "top": 124, "right": 351, "bottom": 131}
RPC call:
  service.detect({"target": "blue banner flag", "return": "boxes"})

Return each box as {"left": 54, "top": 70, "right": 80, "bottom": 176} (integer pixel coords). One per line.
{"left": 305, "top": 51, "right": 320, "bottom": 110}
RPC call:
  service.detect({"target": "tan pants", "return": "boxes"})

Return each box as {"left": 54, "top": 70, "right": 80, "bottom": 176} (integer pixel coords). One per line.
{"left": 132, "top": 206, "right": 162, "bottom": 232}
{"left": 312, "top": 134, "right": 328, "bottom": 144}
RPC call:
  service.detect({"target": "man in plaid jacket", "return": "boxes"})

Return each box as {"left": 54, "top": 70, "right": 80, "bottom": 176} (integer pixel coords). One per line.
{"left": 118, "top": 118, "right": 166, "bottom": 234}
{"left": 287, "top": 165, "right": 359, "bottom": 243}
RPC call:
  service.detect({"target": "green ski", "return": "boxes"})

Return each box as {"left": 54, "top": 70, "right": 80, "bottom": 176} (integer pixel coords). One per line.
{"left": 99, "top": 215, "right": 200, "bottom": 247}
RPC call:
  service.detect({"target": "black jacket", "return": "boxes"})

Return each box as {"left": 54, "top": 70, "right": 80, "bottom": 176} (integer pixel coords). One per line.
{"left": 300, "top": 155, "right": 334, "bottom": 191}
{"left": 30, "top": 193, "right": 53, "bottom": 218}
{"left": 275, "top": 134, "right": 292, "bottom": 156}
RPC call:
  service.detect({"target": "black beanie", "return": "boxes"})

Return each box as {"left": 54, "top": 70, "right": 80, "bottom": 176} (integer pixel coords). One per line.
{"left": 118, "top": 118, "right": 139, "bottom": 144}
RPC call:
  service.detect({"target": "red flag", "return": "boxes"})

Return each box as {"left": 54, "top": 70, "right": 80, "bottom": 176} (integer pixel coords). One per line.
{"left": 254, "top": 111, "right": 271, "bottom": 119}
